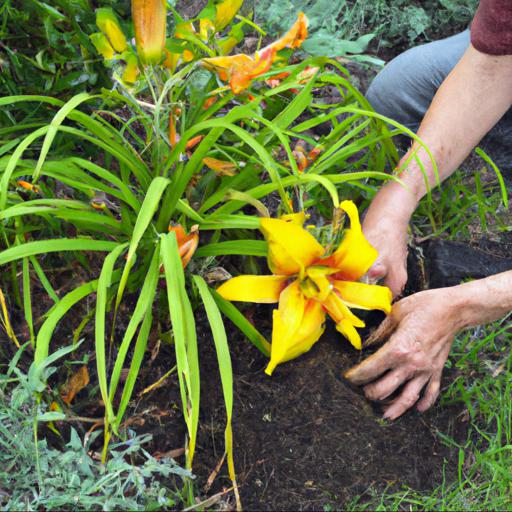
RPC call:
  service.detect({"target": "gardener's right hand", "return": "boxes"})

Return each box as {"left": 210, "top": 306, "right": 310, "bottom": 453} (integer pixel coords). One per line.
{"left": 361, "top": 181, "right": 418, "bottom": 297}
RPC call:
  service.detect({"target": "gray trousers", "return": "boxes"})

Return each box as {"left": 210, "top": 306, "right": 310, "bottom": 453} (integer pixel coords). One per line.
{"left": 365, "top": 30, "right": 512, "bottom": 171}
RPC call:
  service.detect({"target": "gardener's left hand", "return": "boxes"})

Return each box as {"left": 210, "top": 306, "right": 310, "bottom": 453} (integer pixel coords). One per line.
{"left": 344, "top": 287, "right": 465, "bottom": 419}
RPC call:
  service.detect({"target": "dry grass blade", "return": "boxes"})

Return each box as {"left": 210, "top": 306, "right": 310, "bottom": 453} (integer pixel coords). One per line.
{"left": 0, "top": 287, "right": 20, "bottom": 348}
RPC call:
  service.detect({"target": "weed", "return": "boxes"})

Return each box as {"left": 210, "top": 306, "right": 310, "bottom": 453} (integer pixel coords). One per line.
{"left": 0, "top": 355, "right": 190, "bottom": 511}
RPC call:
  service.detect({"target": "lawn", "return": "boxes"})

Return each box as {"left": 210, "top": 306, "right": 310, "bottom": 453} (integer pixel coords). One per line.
{"left": 1, "top": 0, "right": 511, "bottom": 510}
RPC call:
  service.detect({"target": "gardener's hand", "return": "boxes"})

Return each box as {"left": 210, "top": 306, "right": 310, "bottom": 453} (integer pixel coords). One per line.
{"left": 344, "top": 287, "right": 466, "bottom": 419}
{"left": 362, "top": 181, "right": 418, "bottom": 297}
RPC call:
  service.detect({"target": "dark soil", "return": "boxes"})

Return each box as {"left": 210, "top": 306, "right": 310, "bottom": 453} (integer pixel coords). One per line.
{"left": 136, "top": 303, "right": 466, "bottom": 511}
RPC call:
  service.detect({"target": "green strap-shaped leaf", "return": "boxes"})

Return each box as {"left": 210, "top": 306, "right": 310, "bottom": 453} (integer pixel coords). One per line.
{"left": 115, "top": 177, "right": 170, "bottom": 311}
{"left": 34, "top": 93, "right": 98, "bottom": 180}
{"left": 193, "top": 275, "right": 237, "bottom": 484}
{"left": 211, "top": 289, "right": 270, "bottom": 356}
{"left": 109, "top": 247, "right": 160, "bottom": 409}
{"left": 114, "top": 310, "right": 152, "bottom": 430}
{"left": 0, "top": 239, "right": 118, "bottom": 266}
{"left": 161, "top": 232, "right": 200, "bottom": 470}
{"left": 195, "top": 240, "right": 268, "bottom": 258}
{"left": 35, "top": 281, "right": 98, "bottom": 365}
{"left": 95, "top": 243, "right": 128, "bottom": 425}
{"left": 0, "top": 125, "right": 49, "bottom": 210}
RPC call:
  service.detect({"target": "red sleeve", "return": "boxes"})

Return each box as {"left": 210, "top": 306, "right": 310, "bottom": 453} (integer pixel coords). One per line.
{"left": 471, "top": 0, "right": 512, "bottom": 55}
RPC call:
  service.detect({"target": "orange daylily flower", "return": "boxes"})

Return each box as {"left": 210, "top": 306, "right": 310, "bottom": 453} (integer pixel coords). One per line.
{"left": 202, "top": 96, "right": 218, "bottom": 110}
{"left": 168, "top": 224, "right": 199, "bottom": 268}
{"left": 201, "top": 12, "right": 308, "bottom": 94}
{"left": 185, "top": 135, "right": 204, "bottom": 150}
{"left": 217, "top": 200, "right": 392, "bottom": 375}
{"left": 17, "top": 180, "right": 40, "bottom": 194}
{"left": 292, "top": 145, "right": 308, "bottom": 172}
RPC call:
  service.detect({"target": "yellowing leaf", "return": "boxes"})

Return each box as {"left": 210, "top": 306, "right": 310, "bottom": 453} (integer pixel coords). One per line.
{"left": 203, "top": 156, "right": 238, "bottom": 176}
{"left": 121, "top": 51, "right": 139, "bottom": 84}
{"left": 60, "top": 365, "right": 90, "bottom": 405}
{"left": 90, "top": 32, "right": 115, "bottom": 60}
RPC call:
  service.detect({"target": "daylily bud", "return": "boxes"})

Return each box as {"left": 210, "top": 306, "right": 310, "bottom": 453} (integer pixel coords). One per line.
{"left": 121, "top": 51, "right": 139, "bottom": 84}
{"left": 96, "top": 8, "right": 127, "bottom": 53}
{"left": 215, "top": 0, "right": 243, "bottom": 31}
{"left": 90, "top": 33, "right": 115, "bottom": 60}
{"left": 132, "top": 0, "right": 167, "bottom": 65}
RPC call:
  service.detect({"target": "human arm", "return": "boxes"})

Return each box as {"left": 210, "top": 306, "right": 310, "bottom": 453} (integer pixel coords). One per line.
{"left": 363, "top": 44, "right": 512, "bottom": 295}
{"left": 345, "top": 270, "right": 512, "bottom": 420}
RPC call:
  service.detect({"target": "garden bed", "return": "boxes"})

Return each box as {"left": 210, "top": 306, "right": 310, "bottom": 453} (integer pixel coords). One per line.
{"left": 137, "top": 316, "right": 467, "bottom": 510}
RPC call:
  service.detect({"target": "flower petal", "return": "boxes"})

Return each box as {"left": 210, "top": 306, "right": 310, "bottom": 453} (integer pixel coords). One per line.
{"left": 333, "top": 280, "right": 392, "bottom": 314}
{"left": 266, "top": 282, "right": 325, "bottom": 375}
{"left": 280, "top": 211, "right": 307, "bottom": 226}
{"left": 321, "top": 290, "right": 365, "bottom": 328}
{"left": 260, "top": 218, "right": 324, "bottom": 276}
{"left": 336, "top": 319, "right": 362, "bottom": 350}
{"left": 203, "top": 157, "right": 237, "bottom": 176}
{"left": 328, "top": 200, "right": 378, "bottom": 281}
{"left": 266, "top": 12, "right": 308, "bottom": 52}
{"left": 230, "top": 48, "right": 275, "bottom": 93}
{"left": 202, "top": 53, "right": 256, "bottom": 92}
{"left": 217, "top": 275, "right": 288, "bottom": 303}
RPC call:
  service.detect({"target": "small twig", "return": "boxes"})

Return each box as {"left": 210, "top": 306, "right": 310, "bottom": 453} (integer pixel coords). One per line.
{"left": 60, "top": 415, "right": 104, "bottom": 424}
{"left": 183, "top": 487, "right": 234, "bottom": 512}
{"left": 138, "top": 365, "right": 177, "bottom": 397}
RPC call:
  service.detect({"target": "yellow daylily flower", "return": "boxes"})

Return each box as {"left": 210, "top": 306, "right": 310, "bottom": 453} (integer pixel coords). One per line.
{"left": 217, "top": 200, "right": 392, "bottom": 375}
{"left": 132, "top": 0, "right": 167, "bottom": 65}
{"left": 202, "top": 12, "right": 308, "bottom": 94}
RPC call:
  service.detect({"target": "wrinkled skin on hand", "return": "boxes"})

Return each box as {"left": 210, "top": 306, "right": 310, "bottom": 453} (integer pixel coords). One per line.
{"left": 344, "top": 288, "right": 465, "bottom": 420}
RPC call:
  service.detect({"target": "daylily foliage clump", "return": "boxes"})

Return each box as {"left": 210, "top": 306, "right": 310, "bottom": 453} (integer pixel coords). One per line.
{"left": 218, "top": 201, "right": 392, "bottom": 375}
{"left": 0, "top": 0, "right": 407, "bottom": 501}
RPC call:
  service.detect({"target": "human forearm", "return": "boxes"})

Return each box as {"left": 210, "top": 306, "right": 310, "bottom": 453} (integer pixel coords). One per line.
{"left": 452, "top": 270, "right": 512, "bottom": 328}
{"left": 380, "top": 44, "right": 512, "bottom": 212}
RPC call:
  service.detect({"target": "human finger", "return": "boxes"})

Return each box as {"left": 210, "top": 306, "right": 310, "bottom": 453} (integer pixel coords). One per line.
{"left": 364, "top": 312, "right": 399, "bottom": 347}
{"left": 382, "top": 374, "right": 430, "bottom": 420}
{"left": 416, "top": 374, "right": 441, "bottom": 412}
{"left": 365, "top": 261, "right": 387, "bottom": 284}
{"left": 363, "top": 367, "right": 411, "bottom": 401}
{"left": 384, "top": 262, "right": 407, "bottom": 298}
{"left": 344, "top": 342, "right": 395, "bottom": 386}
